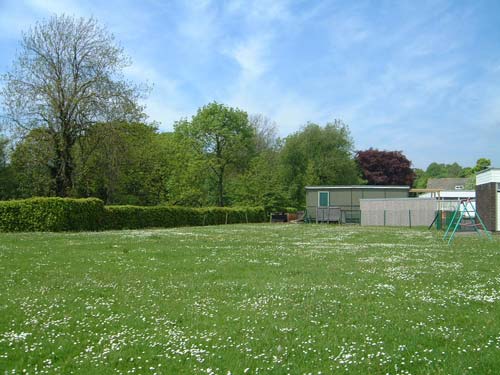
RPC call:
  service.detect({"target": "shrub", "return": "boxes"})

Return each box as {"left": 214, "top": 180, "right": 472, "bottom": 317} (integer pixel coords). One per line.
{"left": 103, "top": 205, "right": 195, "bottom": 230}
{"left": 0, "top": 197, "right": 104, "bottom": 232}
{"left": 103, "top": 205, "right": 266, "bottom": 230}
{"left": 0, "top": 197, "right": 266, "bottom": 232}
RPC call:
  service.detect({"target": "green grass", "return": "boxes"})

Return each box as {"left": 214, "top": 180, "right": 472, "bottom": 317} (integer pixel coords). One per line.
{"left": 0, "top": 224, "right": 499, "bottom": 374}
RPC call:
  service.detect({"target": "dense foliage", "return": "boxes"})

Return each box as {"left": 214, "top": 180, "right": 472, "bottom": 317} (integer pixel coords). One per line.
{"left": 175, "top": 102, "right": 255, "bottom": 207}
{"left": 0, "top": 197, "right": 104, "bottom": 232}
{"left": 0, "top": 137, "right": 15, "bottom": 200}
{"left": 0, "top": 197, "right": 266, "bottom": 232}
{"left": 280, "top": 121, "right": 360, "bottom": 205}
{"left": 103, "top": 205, "right": 266, "bottom": 230}
{"left": 1, "top": 117, "right": 491, "bottom": 208}
{"left": 0, "top": 103, "right": 364, "bottom": 208}
{"left": 356, "top": 148, "right": 415, "bottom": 186}
{"left": 413, "top": 158, "right": 491, "bottom": 189}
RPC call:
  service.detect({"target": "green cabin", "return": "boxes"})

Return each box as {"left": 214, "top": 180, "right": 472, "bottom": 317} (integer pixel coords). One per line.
{"left": 305, "top": 185, "right": 410, "bottom": 223}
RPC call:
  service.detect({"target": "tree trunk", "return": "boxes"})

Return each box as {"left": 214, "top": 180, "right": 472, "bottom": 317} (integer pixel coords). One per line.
{"left": 217, "top": 168, "right": 224, "bottom": 207}
{"left": 54, "top": 130, "right": 74, "bottom": 197}
{"left": 215, "top": 136, "right": 225, "bottom": 207}
{"left": 54, "top": 150, "right": 74, "bottom": 197}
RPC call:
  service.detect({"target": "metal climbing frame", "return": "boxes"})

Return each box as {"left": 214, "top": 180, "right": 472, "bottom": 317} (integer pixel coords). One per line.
{"left": 443, "top": 198, "right": 492, "bottom": 244}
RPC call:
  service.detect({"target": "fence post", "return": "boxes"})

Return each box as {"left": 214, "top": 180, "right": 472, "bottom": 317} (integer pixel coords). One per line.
{"left": 245, "top": 212, "right": 248, "bottom": 224}
{"left": 409, "top": 210, "right": 412, "bottom": 228}
{"left": 203, "top": 214, "right": 206, "bottom": 226}
{"left": 225, "top": 212, "right": 228, "bottom": 225}
{"left": 384, "top": 210, "right": 386, "bottom": 226}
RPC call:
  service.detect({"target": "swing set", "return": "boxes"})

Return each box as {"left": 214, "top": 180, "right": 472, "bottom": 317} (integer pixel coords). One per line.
{"left": 442, "top": 198, "right": 492, "bottom": 244}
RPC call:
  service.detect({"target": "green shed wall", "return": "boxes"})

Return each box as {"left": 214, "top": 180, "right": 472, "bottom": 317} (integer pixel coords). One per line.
{"left": 306, "top": 187, "right": 409, "bottom": 220}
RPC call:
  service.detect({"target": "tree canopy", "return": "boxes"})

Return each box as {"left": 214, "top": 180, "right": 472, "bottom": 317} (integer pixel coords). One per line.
{"left": 356, "top": 148, "right": 415, "bottom": 186}
{"left": 281, "top": 121, "right": 360, "bottom": 204}
{"left": 413, "top": 158, "right": 492, "bottom": 188}
{"left": 1, "top": 14, "right": 146, "bottom": 196}
{"left": 174, "top": 102, "right": 254, "bottom": 207}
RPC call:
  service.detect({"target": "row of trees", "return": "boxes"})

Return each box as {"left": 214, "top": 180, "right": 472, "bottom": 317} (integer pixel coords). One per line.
{"left": 413, "top": 158, "right": 491, "bottom": 189}
{"left": 0, "top": 103, "right": 367, "bottom": 208}
{"left": 0, "top": 15, "right": 491, "bottom": 209}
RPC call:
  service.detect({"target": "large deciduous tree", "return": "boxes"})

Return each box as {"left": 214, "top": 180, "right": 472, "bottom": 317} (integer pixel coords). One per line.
{"left": 355, "top": 148, "right": 415, "bottom": 186}
{"left": 174, "top": 102, "right": 254, "bottom": 207}
{"left": 1, "top": 15, "right": 146, "bottom": 196}
{"left": 281, "top": 121, "right": 359, "bottom": 207}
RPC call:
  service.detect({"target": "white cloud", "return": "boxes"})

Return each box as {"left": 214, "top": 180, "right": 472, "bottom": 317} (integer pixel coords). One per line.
{"left": 229, "top": 34, "right": 272, "bottom": 82}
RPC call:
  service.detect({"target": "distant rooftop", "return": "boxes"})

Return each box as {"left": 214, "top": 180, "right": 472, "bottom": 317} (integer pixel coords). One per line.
{"left": 427, "top": 178, "right": 468, "bottom": 191}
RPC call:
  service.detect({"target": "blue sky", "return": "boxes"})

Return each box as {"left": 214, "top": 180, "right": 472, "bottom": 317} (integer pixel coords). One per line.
{"left": 1, "top": 0, "right": 499, "bottom": 169}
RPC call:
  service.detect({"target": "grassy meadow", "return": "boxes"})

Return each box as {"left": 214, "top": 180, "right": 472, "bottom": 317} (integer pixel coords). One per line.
{"left": 0, "top": 224, "right": 499, "bottom": 374}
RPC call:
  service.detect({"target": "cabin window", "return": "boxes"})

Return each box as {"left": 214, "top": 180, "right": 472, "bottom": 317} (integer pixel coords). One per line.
{"left": 319, "top": 191, "right": 329, "bottom": 207}
{"left": 455, "top": 185, "right": 464, "bottom": 190}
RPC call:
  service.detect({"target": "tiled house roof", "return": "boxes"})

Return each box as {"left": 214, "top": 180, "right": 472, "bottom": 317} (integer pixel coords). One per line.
{"left": 426, "top": 178, "right": 468, "bottom": 190}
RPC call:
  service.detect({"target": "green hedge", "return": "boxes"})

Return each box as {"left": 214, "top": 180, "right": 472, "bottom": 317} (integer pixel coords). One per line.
{"left": 103, "top": 205, "right": 266, "bottom": 230}
{"left": 0, "top": 197, "right": 104, "bottom": 232}
{"left": 0, "top": 197, "right": 266, "bottom": 232}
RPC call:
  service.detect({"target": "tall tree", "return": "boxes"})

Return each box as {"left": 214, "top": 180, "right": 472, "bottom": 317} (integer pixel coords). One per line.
{"left": 356, "top": 148, "right": 415, "bottom": 186}
{"left": 281, "top": 121, "right": 359, "bottom": 206}
{"left": 1, "top": 15, "right": 146, "bottom": 197}
{"left": 166, "top": 132, "right": 211, "bottom": 206}
{"left": 174, "top": 102, "right": 254, "bottom": 207}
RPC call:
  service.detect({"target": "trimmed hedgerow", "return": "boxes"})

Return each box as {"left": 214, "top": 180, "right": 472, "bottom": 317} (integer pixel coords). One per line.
{"left": 103, "top": 205, "right": 195, "bottom": 230}
{"left": 0, "top": 197, "right": 104, "bottom": 232}
{"left": 0, "top": 197, "right": 266, "bottom": 232}
{"left": 103, "top": 205, "right": 266, "bottom": 230}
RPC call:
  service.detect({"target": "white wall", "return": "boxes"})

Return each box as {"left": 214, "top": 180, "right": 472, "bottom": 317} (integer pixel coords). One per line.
{"left": 476, "top": 169, "right": 500, "bottom": 185}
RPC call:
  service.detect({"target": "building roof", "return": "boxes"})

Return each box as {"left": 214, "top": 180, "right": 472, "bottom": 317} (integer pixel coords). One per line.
{"left": 476, "top": 167, "right": 500, "bottom": 185}
{"left": 305, "top": 185, "right": 410, "bottom": 190}
{"left": 427, "top": 178, "right": 468, "bottom": 190}
{"left": 418, "top": 191, "right": 475, "bottom": 199}
{"left": 477, "top": 167, "right": 500, "bottom": 174}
